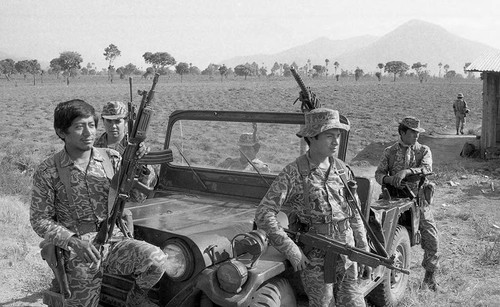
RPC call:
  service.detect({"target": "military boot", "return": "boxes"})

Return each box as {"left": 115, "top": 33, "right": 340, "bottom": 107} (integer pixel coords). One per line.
{"left": 422, "top": 270, "right": 446, "bottom": 293}
{"left": 126, "top": 284, "right": 158, "bottom": 307}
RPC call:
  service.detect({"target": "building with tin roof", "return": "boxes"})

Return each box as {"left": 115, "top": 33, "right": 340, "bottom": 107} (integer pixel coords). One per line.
{"left": 466, "top": 51, "right": 500, "bottom": 158}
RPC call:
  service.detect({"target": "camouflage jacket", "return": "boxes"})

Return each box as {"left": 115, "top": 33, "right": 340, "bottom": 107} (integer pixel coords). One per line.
{"left": 30, "top": 147, "right": 120, "bottom": 250}
{"left": 453, "top": 99, "right": 468, "bottom": 115}
{"left": 255, "top": 152, "right": 368, "bottom": 269}
{"left": 375, "top": 139, "right": 432, "bottom": 192}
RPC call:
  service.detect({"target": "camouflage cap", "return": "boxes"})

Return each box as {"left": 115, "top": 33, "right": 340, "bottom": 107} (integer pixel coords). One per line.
{"left": 400, "top": 116, "right": 425, "bottom": 133}
{"left": 296, "top": 108, "right": 349, "bottom": 138}
{"left": 101, "top": 101, "right": 128, "bottom": 119}
{"left": 457, "top": 93, "right": 464, "bottom": 98}
{"left": 237, "top": 133, "right": 259, "bottom": 147}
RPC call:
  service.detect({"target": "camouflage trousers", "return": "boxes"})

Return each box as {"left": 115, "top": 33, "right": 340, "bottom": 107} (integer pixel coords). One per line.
{"left": 300, "top": 249, "right": 365, "bottom": 307}
{"left": 455, "top": 114, "right": 466, "bottom": 133}
{"left": 63, "top": 235, "right": 167, "bottom": 307}
{"left": 419, "top": 205, "right": 440, "bottom": 272}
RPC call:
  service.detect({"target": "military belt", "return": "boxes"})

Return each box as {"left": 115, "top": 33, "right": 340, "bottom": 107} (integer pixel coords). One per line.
{"left": 309, "top": 219, "right": 350, "bottom": 236}
{"left": 71, "top": 222, "right": 99, "bottom": 236}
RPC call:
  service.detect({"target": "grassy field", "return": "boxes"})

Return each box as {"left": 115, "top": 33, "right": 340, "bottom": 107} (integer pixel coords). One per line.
{"left": 1, "top": 74, "right": 499, "bottom": 306}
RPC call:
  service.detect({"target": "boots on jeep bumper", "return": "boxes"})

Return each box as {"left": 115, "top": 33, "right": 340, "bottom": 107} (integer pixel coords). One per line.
{"left": 422, "top": 270, "right": 446, "bottom": 293}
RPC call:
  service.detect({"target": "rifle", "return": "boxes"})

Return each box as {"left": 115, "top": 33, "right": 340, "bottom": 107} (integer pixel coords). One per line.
{"left": 93, "top": 73, "right": 173, "bottom": 249}
{"left": 384, "top": 171, "right": 434, "bottom": 201}
{"left": 290, "top": 66, "right": 321, "bottom": 111}
{"left": 286, "top": 229, "right": 410, "bottom": 276}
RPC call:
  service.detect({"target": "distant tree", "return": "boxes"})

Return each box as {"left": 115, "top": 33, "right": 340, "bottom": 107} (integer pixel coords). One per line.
{"left": 375, "top": 72, "right": 382, "bottom": 82}
{"left": 201, "top": 63, "right": 220, "bottom": 78}
{"left": 189, "top": 65, "right": 201, "bottom": 75}
{"left": 354, "top": 67, "right": 364, "bottom": 81}
{"left": 444, "top": 70, "right": 457, "bottom": 78}
{"left": 117, "top": 63, "right": 138, "bottom": 77}
{"left": 377, "top": 63, "right": 384, "bottom": 73}
{"left": 142, "top": 67, "right": 155, "bottom": 79}
{"left": 333, "top": 61, "right": 340, "bottom": 81}
{"left": 259, "top": 66, "right": 267, "bottom": 77}
{"left": 15, "top": 60, "right": 31, "bottom": 80}
{"left": 103, "top": 44, "right": 121, "bottom": 82}
{"left": 384, "top": 61, "right": 409, "bottom": 82}
{"left": 142, "top": 52, "right": 176, "bottom": 73}
{"left": 325, "top": 59, "right": 330, "bottom": 76}
{"left": 175, "top": 62, "right": 190, "bottom": 82}
{"left": 443, "top": 64, "right": 450, "bottom": 75}
{"left": 55, "top": 51, "right": 83, "bottom": 85}
{"left": 0, "top": 59, "right": 16, "bottom": 81}
{"left": 218, "top": 64, "right": 228, "bottom": 82}
{"left": 26, "top": 59, "right": 41, "bottom": 85}
{"left": 271, "top": 62, "right": 281, "bottom": 76}
{"left": 234, "top": 64, "right": 252, "bottom": 80}
{"left": 411, "top": 62, "right": 428, "bottom": 83}
{"left": 250, "top": 62, "right": 259, "bottom": 77}
{"left": 312, "top": 65, "right": 325, "bottom": 77}
{"left": 463, "top": 62, "right": 474, "bottom": 78}
{"left": 438, "top": 62, "right": 443, "bottom": 77}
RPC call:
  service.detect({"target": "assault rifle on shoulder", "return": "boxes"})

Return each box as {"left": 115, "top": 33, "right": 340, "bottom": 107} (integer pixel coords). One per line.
{"left": 285, "top": 229, "right": 410, "bottom": 276}
{"left": 290, "top": 66, "right": 321, "bottom": 111}
{"left": 93, "top": 73, "right": 173, "bottom": 249}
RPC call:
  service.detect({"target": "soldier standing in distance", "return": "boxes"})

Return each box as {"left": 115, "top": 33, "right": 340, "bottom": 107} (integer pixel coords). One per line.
{"left": 453, "top": 93, "right": 469, "bottom": 135}
{"left": 255, "top": 108, "right": 370, "bottom": 307}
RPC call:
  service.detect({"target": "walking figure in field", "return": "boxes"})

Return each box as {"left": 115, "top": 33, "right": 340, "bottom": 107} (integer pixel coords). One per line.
{"left": 255, "top": 108, "right": 370, "bottom": 307}
{"left": 94, "top": 101, "right": 158, "bottom": 202}
{"left": 453, "top": 93, "right": 469, "bottom": 135}
{"left": 31, "top": 99, "right": 168, "bottom": 306}
{"left": 218, "top": 131, "right": 270, "bottom": 173}
{"left": 375, "top": 116, "right": 445, "bottom": 293}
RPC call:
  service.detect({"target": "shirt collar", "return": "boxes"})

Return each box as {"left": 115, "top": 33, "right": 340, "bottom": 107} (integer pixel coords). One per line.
{"left": 59, "top": 147, "right": 104, "bottom": 168}
{"left": 305, "top": 150, "right": 334, "bottom": 171}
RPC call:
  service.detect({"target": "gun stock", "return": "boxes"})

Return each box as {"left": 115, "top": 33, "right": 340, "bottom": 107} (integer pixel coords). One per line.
{"left": 41, "top": 244, "right": 71, "bottom": 299}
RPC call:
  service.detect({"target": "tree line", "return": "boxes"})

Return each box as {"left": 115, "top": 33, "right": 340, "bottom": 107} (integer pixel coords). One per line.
{"left": 0, "top": 43, "right": 475, "bottom": 85}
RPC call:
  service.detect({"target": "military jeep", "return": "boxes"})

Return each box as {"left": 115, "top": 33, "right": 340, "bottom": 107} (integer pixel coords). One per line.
{"left": 44, "top": 110, "right": 422, "bottom": 307}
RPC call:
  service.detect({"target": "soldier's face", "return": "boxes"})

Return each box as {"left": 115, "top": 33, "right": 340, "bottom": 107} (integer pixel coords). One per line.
{"left": 103, "top": 118, "right": 127, "bottom": 140}
{"left": 58, "top": 116, "right": 96, "bottom": 152}
{"left": 401, "top": 129, "right": 419, "bottom": 145}
{"left": 310, "top": 128, "right": 341, "bottom": 157}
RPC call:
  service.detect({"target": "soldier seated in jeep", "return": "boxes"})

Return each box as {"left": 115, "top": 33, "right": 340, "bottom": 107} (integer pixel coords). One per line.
{"left": 218, "top": 132, "right": 270, "bottom": 173}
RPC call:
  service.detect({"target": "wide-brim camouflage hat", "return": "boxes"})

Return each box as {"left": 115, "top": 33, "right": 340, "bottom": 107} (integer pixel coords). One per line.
{"left": 400, "top": 116, "right": 425, "bottom": 133}
{"left": 101, "top": 101, "right": 128, "bottom": 119}
{"left": 296, "top": 108, "right": 350, "bottom": 138}
{"left": 237, "top": 133, "right": 259, "bottom": 146}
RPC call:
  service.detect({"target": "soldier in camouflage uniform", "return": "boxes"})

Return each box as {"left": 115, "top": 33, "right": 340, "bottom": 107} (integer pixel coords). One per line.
{"left": 375, "top": 116, "right": 444, "bottom": 293}
{"left": 255, "top": 108, "right": 369, "bottom": 307}
{"left": 94, "top": 101, "right": 158, "bottom": 202}
{"left": 31, "top": 99, "right": 168, "bottom": 307}
{"left": 218, "top": 132, "right": 271, "bottom": 173}
{"left": 452, "top": 93, "right": 469, "bottom": 135}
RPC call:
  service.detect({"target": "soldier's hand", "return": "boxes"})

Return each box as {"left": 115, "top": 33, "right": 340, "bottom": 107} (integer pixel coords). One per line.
{"left": 136, "top": 142, "right": 150, "bottom": 159}
{"left": 68, "top": 236, "right": 101, "bottom": 264}
{"left": 392, "top": 169, "right": 411, "bottom": 187}
{"left": 291, "top": 248, "right": 310, "bottom": 272}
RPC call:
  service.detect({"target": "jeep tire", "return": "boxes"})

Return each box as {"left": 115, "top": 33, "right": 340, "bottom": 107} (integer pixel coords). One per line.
{"left": 368, "top": 225, "right": 411, "bottom": 307}
{"left": 249, "top": 277, "right": 297, "bottom": 307}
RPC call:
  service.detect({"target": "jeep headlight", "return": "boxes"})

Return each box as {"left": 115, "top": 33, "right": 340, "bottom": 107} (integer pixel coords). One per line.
{"left": 162, "top": 239, "right": 194, "bottom": 281}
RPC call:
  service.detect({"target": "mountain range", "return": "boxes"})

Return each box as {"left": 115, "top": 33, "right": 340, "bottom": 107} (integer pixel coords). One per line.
{"left": 221, "top": 19, "right": 499, "bottom": 75}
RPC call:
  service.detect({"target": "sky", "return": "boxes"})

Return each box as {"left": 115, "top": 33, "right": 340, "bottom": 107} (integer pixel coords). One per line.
{"left": 1, "top": 0, "right": 500, "bottom": 70}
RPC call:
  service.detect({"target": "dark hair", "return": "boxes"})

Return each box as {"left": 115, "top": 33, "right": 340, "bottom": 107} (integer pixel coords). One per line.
{"left": 398, "top": 123, "right": 411, "bottom": 135}
{"left": 303, "top": 135, "right": 319, "bottom": 146}
{"left": 54, "top": 99, "right": 98, "bottom": 135}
